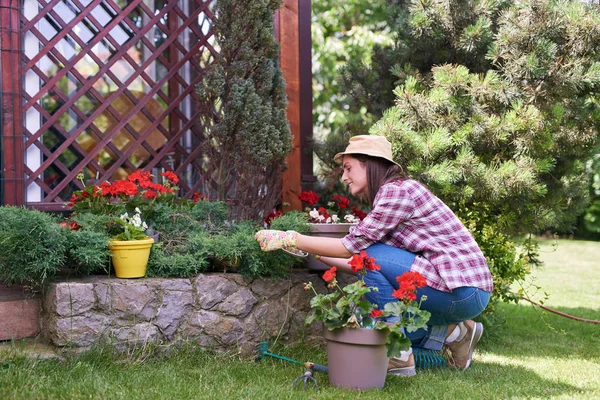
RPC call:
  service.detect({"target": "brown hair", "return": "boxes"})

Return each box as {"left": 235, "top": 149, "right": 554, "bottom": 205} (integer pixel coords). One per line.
{"left": 352, "top": 154, "right": 408, "bottom": 206}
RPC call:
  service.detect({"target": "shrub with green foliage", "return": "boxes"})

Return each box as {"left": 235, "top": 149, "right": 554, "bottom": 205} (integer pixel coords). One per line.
{"left": 63, "top": 229, "right": 111, "bottom": 276}
{"left": 315, "top": 0, "right": 600, "bottom": 306}
{"left": 196, "top": 0, "right": 292, "bottom": 222}
{"left": 580, "top": 154, "right": 600, "bottom": 239}
{"left": 457, "top": 203, "right": 540, "bottom": 307}
{"left": 0, "top": 207, "right": 67, "bottom": 288}
{"left": 0, "top": 200, "right": 312, "bottom": 288}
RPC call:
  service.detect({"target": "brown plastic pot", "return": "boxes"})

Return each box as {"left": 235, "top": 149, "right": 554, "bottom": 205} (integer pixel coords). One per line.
{"left": 323, "top": 326, "right": 389, "bottom": 390}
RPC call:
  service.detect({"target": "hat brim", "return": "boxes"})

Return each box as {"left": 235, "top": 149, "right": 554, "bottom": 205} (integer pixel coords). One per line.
{"left": 334, "top": 150, "right": 401, "bottom": 167}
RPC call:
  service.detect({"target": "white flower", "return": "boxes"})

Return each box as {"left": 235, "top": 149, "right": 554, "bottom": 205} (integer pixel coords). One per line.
{"left": 309, "top": 208, "right": 320, "bottom": 219}
{"left": 135, "top": 207, "right": 142, "bottom": 214}
{"left": 317, "top": 215, "right": 325, "bottom": 222}
{"left": 331, "top": 215, "right": 339, "bottom": 223}
{"left": 131, "top": 214, "right": 143, "bottom": 228}
{"left": 344, "top": 214, "right": 359, "bottom": 223}
{"left": 325, "top": 217, "right": 332, "bottom": 223}
{"left": 120, "top": 213, "right": 129, "bottom": 221}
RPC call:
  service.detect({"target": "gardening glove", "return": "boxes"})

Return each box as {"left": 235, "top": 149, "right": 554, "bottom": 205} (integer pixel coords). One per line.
{"left": 254, "top": 230, "right": 298, "bottom": 252}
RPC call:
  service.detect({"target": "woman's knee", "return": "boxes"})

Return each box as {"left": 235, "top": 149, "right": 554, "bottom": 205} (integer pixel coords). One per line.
{"left": 448, "top": 288, "right": 490, "bottom": 321}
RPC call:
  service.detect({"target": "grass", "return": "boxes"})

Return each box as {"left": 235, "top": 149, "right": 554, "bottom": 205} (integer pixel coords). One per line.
{"left": 1, "top": 239, "right": 599, "bottom": 399}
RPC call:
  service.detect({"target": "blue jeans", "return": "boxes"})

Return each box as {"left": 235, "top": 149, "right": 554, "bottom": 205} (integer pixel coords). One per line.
{"left": 362, "top": 244, "right": 491, "bottom": 351}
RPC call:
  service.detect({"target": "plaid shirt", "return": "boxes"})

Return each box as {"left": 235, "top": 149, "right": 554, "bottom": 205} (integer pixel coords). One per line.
{"left": 341, "top": 180, "right": 493, "bottom": 293}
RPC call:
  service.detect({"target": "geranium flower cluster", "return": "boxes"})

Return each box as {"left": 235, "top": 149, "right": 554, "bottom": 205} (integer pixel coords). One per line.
{"left": 304, "top": 251, "right": 431, "bottom": 357}
{"left": 65, "top": 170, "right": 207, "bottom": 240}
{"left": 68, "top": 171, "right": 178, "bottom": 210}
{"left": 394, "top": 271, "right": 428, "bottom": 303}
{"left": 299, "top": 190, "right": 367, "bottom": 224}
{"left": 67, "top": 170, "right": 205, "bottom": 216}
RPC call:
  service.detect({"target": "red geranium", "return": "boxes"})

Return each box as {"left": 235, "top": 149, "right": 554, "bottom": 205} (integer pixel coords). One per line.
{"left": 67, "top": 170, "right": 187, "bottom": 223}
{"left": 393, "top": 271, "right": 428, "bottom": 304}
{"left": 161, "top": 171, "right": 179, "bottom": 184}
{"left": 299, "top": 190, "right": 320, "bottom": 206}
{"left": 352, "top": 206, "right": 368, "bottom": 220}
{"left": 370, "top": 309, "right": 384, "bottom": 319}
{"left": 264, "top": 209, "right": 284, "bottom": 226}
{"left": 299, "top": 190, "right": 366, "bottom": 224}
{"left": 322, "top": 266, "right": 337, "bottom": 282}
{"left": 349, "top": 250, "right": 381, "bottom": 273}
{"left": 127, "top": 170, "right": 152, "bottom": 184}
{"left": 59, "top": 220, "right": 81, "bottom": 231}
{"left": 193, "top": 192, "right": 207, "bottom": 202}
{"left": 333, "top": 194, "right": 350, "bottom": 209}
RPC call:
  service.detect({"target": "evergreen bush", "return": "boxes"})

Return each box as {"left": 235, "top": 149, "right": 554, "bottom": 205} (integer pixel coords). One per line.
{"left": 315, "top": 0, "right": 600, "bottom": 305}
{"left": 196, "top": 0, "right": 292, "bottom": 222}
{"left": 0, "top": 207, "right": 67, "bottom": 288}
{"left": 63, "top": 229, "right": 111, "bottom": 276}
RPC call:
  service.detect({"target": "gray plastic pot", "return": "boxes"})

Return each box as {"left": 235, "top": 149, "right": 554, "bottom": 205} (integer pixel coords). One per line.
{"left": 323, "top": 326, "right": 389, "bottom": 390}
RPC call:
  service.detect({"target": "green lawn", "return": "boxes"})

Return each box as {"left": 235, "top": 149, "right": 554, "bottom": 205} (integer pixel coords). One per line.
{"left": 1, "top": 239, "right": 599, "bottom": 399}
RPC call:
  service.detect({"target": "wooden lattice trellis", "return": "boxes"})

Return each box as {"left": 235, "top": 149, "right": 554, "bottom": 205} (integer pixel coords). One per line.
{"left": 0, "top": 0, "right": 314, "bottom": 211}
{"left": 19, "top": 0, "right": 218, "bottom": 210}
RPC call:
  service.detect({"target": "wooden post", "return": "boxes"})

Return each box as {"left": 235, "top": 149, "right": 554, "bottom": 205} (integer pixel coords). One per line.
{"left": 279, "top": 0, "right": 313, "bottom": 212}
{"left": 298, "top": 0, "right": 315, "bottom": 192}
{"left": 0, "top": 0, "right": 25, "bottom": 205}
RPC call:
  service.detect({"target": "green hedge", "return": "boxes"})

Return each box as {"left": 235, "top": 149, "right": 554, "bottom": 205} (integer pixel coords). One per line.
{"left": 0, "top": 204, "right": 308, "bottom": 289}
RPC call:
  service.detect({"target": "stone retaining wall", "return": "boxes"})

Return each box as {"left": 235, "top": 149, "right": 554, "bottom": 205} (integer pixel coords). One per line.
{"left": 42, "top": 271, "right": 337, "bottom": 355}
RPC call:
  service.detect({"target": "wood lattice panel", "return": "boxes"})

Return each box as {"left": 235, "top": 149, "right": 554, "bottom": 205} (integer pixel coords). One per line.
{"left": 22, "top": 0, "right": 218, "bottom": 209}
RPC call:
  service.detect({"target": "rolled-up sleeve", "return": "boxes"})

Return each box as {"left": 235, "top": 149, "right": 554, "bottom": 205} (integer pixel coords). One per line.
{"left": 341, "top": 183, "right": 414, "bottom": 253}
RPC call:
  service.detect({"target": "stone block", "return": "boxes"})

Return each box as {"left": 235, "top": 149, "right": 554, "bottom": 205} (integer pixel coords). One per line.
{"left": 194, "top": 275, "right": 237, "bottom": 309}
{"left": 48, "top": 282, "right": 95, "bottom": 317}
{"left": 155, "top": 291, "right": 194, "bottom": 339}
{"left": 217, "top": 288, "right": 257, "bottom": 317}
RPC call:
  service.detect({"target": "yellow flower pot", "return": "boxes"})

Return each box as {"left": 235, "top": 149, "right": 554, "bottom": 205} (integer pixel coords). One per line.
{"left": 108, "top": 237, "right": 155, "bottom": 278}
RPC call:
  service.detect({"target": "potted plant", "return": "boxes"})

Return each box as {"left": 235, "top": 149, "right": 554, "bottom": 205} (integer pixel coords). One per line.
{"left": 296, "top": 190, "right": 367, "bottom": 270}
{"left": 299, "top": 190, "right": 366, "bottom": 226}
{"left": 106, "top": 208, "right": 154, "bottom": 278}
{"left": 67, "top": 171, "right": 190, "bottom": 278}
{"left": 304, "top": 251, "right": 430, "bottom": 390}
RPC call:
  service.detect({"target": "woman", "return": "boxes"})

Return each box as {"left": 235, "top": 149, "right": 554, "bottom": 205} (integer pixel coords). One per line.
{"left": 255, "top": 135, "right": 493, "bottom": 376}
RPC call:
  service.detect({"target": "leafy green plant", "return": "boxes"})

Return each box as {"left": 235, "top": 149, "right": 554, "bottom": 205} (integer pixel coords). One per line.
{"left": 108, "top": 209, "right": 150, "bottom": 241}
{"left": 268, "top": 210, "right": 311, "bottom": 234}
{"left": 146, "top": 242, "right": 210, "bottom": 278}
{"left": 305, "top": 251, "right": 430, "bottom": 357}
{"left": 457, "top": 203, "right": 539, "bottom": 308}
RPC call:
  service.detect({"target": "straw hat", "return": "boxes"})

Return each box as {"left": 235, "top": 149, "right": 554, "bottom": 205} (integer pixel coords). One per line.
{"left": 334, "top": 135, "right": 400, "bottom": 167}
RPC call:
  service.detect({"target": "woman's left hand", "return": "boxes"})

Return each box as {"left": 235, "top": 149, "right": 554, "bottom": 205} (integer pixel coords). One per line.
{"left": 254, "top": 230, "right": 299, "bottom": 251}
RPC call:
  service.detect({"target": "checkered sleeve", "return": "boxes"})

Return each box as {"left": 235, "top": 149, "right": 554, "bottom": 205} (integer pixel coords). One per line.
{"left": 341, "top": 183, "right": 414, "bottom": 253}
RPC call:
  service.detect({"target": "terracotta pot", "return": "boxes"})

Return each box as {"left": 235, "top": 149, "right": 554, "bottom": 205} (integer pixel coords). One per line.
{"left": 323, "top": 326, "right": 389, "bottom": 390}
{"left": 306, "top": 223, "right": 356, "bottom": 271}
{"left": 108, "top": 237, "right": 154, "bottom": 278}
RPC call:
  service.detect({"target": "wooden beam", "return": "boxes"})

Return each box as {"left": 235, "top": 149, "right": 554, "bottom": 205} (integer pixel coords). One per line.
{"left": 0, "top": 0, "right": 25, "bottom": 205}
{"left": 279, "top": 0, "right": 302, "bottom": 212}
{"left": 298, "top": 0, "right": 315, "bottom": 191}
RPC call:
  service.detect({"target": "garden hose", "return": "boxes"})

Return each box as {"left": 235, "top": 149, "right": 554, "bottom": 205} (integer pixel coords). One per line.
{"left": 413, "top": 348, "right": 447, "bottom": 369}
